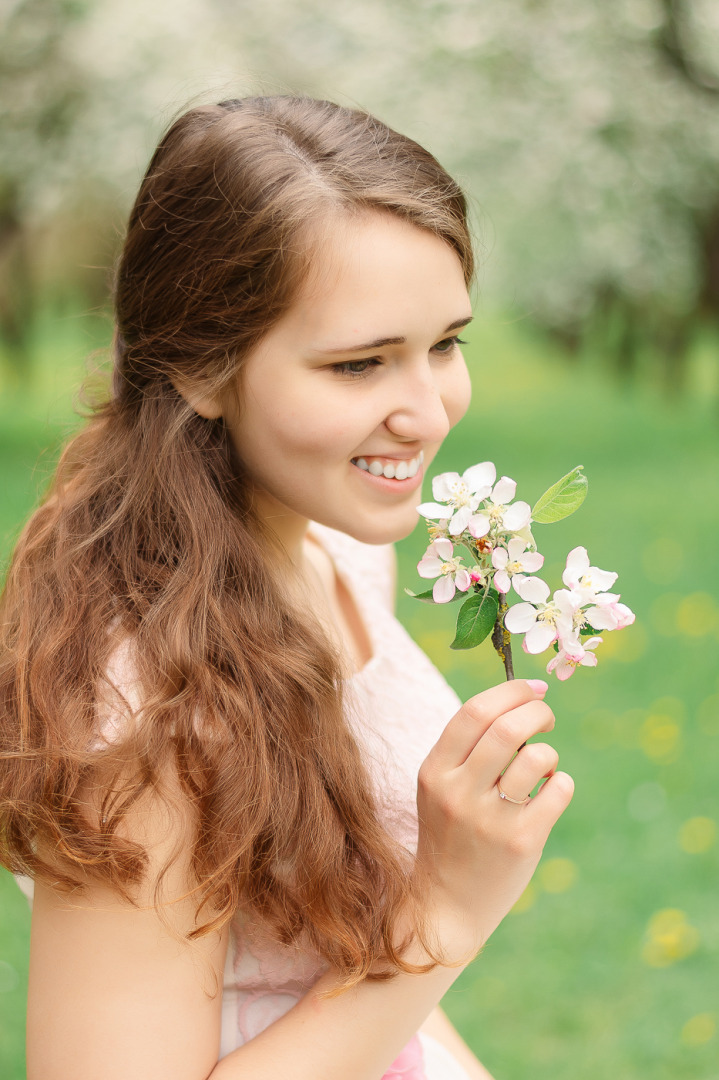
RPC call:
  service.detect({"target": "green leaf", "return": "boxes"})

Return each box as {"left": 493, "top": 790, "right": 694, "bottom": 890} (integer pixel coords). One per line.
{"left": 532, "top": 465, "right": 588, "bottom": 524}
{"left": 450, "top": 590, "right": 499, "bottom": 650}
{"left": 404, "top": 587, "right": 464, "bottom": 604}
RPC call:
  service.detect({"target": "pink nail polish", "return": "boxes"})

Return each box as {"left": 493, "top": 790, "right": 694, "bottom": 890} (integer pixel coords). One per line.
{"left": 526, "top": 679, "right": 548, "bottom": 695}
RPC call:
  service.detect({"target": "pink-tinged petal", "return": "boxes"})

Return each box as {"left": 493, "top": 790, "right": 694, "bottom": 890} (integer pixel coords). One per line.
{"left": 449, "top": 506, "right": 472, "bottom": 535}
{"left": 555, "top": 656, "right": 578, "bottom": 680}
{"left": 463, "top": 461, "right": 496, "bottom": 493}
{"left": 417, "top": 555, "right": 443, "bottom": 579}
{"left": 579, "top": 651, "right": 598, "bottom": 668}
{"left": 494, "top": 569, "right": 511, "bottom": 594}
{"left": 502, "top": 501, "right": 531, "bottom": 531}
{"left": 491, "top": 476, "right": 517, "bottom": 504}
{"left": 583, "top": 636, "right": 603, "bottom": 650}
{"left": 432, "top": 537, "right": 454, "bottom": 560}
{"left": 492, "top": 547, "right": 509, "bottom": 570}
{"left": 432, "top": 472, "right": 461, "bottom": 502}
{"left": 433, "top": 575, "right": 456, "bottom": 603}
{"left": 520, "top": 551, "right": 544, "bottom": 573}
{"left": 613, "top": 603, "right": 635, "bottom": 628}
{"left": 468, "top": 513, "right": 490, "bottom": 538}
{"left": 525, "top": 621, "right": 557, "bottom": 654}
{"left": 454, "top": 567, "right": 471, "bottom": 592}
{"left": 504, "top": 602, "right": 538, "bottom": 633}
{"left": 513, "top": 575, "right": 550, "bottom": 604}
{"left": 416, "top": 501, "right": 447, "bottom": 520}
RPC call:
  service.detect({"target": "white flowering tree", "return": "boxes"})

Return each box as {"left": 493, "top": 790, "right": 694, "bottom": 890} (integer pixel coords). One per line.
{"left": 1, "top": 0, "right": 718, "bottom": 384}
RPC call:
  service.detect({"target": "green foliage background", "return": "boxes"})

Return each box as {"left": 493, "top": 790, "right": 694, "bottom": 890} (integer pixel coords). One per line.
{"left": 1, "top": 310, "right": 717, "bottom": 1078}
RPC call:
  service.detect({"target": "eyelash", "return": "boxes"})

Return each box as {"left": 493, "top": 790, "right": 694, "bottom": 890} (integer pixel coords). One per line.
{"left": 331, "top": 336, "right": 468, "bottom": 379}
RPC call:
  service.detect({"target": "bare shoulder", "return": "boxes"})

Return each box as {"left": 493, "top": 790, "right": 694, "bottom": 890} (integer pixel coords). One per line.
{"left": 27, "top": 763, "right": 229, "bottom": 1080}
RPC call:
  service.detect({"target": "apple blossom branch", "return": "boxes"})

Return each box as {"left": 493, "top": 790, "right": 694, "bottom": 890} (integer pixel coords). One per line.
{"left": 407, "top": 463, "right": 635, "bottom": 682}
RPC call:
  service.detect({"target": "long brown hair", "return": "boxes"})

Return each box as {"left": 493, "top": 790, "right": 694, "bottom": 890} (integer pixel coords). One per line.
{"left": 0, "top": 97, "right": 473, "bottom": 988}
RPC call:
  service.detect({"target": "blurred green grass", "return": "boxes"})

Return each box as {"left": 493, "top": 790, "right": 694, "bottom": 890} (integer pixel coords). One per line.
{"left": 1, "top": 308, "right": 718, "bottom": 1078}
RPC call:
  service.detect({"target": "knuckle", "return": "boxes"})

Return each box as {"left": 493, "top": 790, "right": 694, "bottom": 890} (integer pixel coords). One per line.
{"left": 491, "top": 713, "right": 524, "bottom": 748}
{"left": 461, "top": 696, "right": 489, "bottom": 728}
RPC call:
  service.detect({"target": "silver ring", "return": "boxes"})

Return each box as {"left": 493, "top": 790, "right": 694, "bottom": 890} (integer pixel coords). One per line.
{"left": 497, "top": 782, "right": 530, "bottom": 805}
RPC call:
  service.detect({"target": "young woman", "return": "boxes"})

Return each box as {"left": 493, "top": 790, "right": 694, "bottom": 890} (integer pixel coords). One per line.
{"left": 0, "top": 96, "right": 573, "bottom": 1080}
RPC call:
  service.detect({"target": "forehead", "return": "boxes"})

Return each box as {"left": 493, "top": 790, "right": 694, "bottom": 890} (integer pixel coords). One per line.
{"left": 273, "top": 211, "right": 470, "bottom": 347}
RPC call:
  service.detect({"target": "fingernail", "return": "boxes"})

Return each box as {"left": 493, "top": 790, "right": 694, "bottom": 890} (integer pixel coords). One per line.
{"left": 526, "top": 679, "right": 548, "bottom": 696}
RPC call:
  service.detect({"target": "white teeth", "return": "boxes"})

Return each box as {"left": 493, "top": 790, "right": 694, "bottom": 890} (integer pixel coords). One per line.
{"left": 353, "top": 451, "right": 423, "bottom": 479}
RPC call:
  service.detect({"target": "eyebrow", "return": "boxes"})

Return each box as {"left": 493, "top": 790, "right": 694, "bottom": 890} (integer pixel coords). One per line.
{"left": 314, "top": 315, "right": 473, "bottom": 355}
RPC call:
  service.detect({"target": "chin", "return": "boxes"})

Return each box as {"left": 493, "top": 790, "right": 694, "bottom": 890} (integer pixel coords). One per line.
{"left": 335, "top": 511, "right": 421, "bottom": 547}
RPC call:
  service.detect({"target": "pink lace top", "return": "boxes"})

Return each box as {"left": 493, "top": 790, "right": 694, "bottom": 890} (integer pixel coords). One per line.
{"left": 16, "top": 524, "right": 471, "bottom": 1080}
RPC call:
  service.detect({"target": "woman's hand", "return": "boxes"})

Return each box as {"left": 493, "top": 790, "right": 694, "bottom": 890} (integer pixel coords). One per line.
{"left": 416, "top": 679, "right": 574, "bottom": 959}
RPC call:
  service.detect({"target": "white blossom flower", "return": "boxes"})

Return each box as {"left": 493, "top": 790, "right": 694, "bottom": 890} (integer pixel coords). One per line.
{"left": 546, "top": 636, "right": 603, "bottom": 681}
{"left": 417, "top": 538, "right": 472, "bottom": 603}
{"left": 503, "top": 576, "right": 562, "bottom": 653}
{"left": 492, "top": 537, "right": 545, "bottom": 594}
{"left": 584, "top": 594, "right": 635, "bottom": 631}
{"left": 417, "top": 462, "right": 496, "bottom": 536}
{"left": 468, "top": 475, "right": 531, "bottom": 538}
{"left": 563, "top": 546, "right": 617, "bottom": 601}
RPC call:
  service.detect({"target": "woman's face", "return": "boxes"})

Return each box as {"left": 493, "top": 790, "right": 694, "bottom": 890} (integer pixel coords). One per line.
{"left": 220, "top": 211, "right": 472, "bottom": 547}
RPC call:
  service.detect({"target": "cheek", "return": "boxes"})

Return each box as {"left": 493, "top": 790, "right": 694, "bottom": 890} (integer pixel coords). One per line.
{"left": 444, "top": 361, "right": 472, "bottom": 429}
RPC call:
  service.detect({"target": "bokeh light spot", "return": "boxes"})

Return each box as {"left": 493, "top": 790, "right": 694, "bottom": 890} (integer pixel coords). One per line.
{"left": 640, "top": 714, "right": 681, "bottom": 763}
{"left": 539, "top": 857, "right": 578, "bottom": 894}
{"left": 627, "top": 781, "right": 666, "bottom": 822}
{"left": 681, "top": 1013, "right": 716, "bottom": 1046}
{"left": 676, "top": 592, "right": 718, "bottom": 637}
{"left": 679, "top": 817, "right": 716, "bottom": 854}
{"left": 642, "top": 909, "right": 700, "bottom": 967}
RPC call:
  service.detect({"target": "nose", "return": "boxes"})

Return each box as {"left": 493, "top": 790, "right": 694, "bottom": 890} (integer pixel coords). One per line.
{"left": 384, "top": 360, "right": 454, "bottom": 444}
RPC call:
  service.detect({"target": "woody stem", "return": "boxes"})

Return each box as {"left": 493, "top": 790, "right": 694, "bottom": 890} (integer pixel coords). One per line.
{"left": 491, "top": 596, "right": 515, "bottom": 681}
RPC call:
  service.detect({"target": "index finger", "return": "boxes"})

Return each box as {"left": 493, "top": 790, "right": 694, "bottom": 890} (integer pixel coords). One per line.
{"left": 428, "top": 679, "right": 549, "bottom": 771}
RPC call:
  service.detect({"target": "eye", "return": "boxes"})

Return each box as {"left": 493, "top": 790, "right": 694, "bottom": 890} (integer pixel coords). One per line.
{"left": 432, "top": 335, "right": 467, "bottom": 355}
{"left": 331, "top": 358, "right": 380, "bottom": 378}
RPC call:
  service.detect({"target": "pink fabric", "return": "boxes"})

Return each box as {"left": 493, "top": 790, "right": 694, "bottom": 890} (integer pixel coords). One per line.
{"left": 217, "top": 525, "right": 463, "bottom": 1059}
{"left": 383, "top": 1033, "right": 427, "bottom": 1078}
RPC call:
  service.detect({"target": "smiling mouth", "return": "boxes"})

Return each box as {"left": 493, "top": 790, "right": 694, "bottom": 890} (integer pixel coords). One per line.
{"left": 350, "top": 450, "right": 424, "bottom": 480}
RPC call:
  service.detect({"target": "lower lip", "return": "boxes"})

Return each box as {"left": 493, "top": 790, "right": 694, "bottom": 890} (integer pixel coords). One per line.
{"left": 350, "top": 461, "right": 424, "bottom": 494}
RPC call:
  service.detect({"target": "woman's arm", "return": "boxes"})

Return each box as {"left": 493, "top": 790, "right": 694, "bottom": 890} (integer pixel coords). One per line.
{"left": 420, "top": 1009, "right": 496, "bottom": 1080}
{"left": 28, "top": 679, "right": 571, "bottom": 1080}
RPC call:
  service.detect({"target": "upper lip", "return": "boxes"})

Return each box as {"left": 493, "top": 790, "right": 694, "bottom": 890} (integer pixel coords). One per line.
{"left": 352, "top": 450, "right": 423, "bottom": 460}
